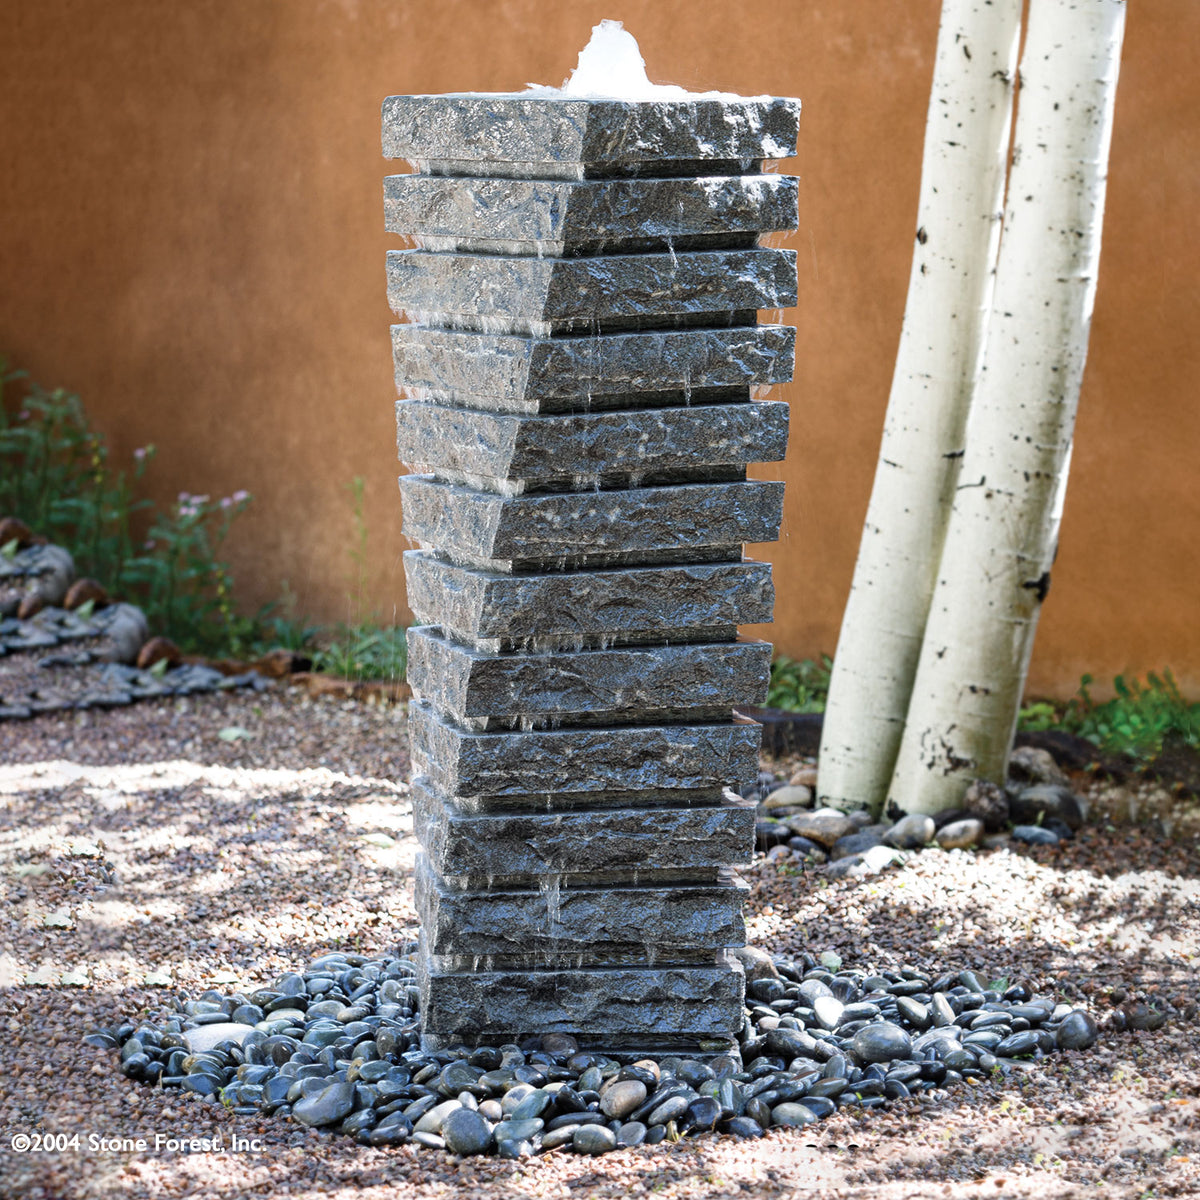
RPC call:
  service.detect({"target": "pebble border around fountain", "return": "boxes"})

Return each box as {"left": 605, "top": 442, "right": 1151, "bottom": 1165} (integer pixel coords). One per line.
{"left": 91, "top": 945, "right": 1103, "bottom": 1159}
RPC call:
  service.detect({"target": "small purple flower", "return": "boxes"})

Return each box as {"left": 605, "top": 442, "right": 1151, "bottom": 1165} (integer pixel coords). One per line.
{"left": 232, "top": 490, "right": 250, "bottom": 505}
{"left": 134, "top": 447, "right": 147, "bottom": 461}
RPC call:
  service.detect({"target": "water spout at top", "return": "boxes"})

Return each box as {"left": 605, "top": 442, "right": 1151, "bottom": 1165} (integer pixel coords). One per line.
{"left": 522, "top": 18, "right": 762, "bottom": 101}
{"left": 560, "top": 20, "right": 687, "bottom": 100}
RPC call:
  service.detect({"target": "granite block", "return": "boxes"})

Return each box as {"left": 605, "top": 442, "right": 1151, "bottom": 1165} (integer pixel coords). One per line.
{"left": 392, "top": 323, "right": 795, "bottom": 411}
{"left": 414, "top": 855, "right": 747, "bottom": 960}
{"left": 383, "top": 172, "right": 798, "bottom": 250}
{"left": 407, "top": 626, "right": 770, "bottom": 720}
{"left": 381, "top": 95, "right": 800, "bottom": 168}
{"left": 396, "top": 399, "right": 788, "bottom": 484}
{"left": 403, "top": 551, "right": 774, "bottom": 642}
{"left": 387, "top": 247, "right": 796, "bottom": 332}
{"left": 409, "top": 700, "right": 761, "bottom": 800}
{"left": 410, "top": 776, "right": 756, "bottom": 879}
{"left": 384, "top": 87, "right": 795, "bottom": 1053}
{"left": 399, "top": 476, "right": 784, "bottom": 565}
{"left": 416, "top": 943, "right": 746, "bottom": 1043}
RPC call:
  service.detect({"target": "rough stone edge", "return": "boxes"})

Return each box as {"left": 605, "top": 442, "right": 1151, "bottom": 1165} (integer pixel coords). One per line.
{"left": 382, "top": 95, "right": 801, "bottom": 164}
{"left": 409, "top": 700, "right": 764, "bottom": 798}
{"left": 410, "top": 775, "right": 757, "bottom": 877}
{"left": 402, "top": 551, "right": 776, "bottom": 640}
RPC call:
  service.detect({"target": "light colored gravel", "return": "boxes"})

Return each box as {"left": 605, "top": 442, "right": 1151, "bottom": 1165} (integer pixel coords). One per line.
{"left": 0, "top": 688, "right": 1197, "bottom": 1199}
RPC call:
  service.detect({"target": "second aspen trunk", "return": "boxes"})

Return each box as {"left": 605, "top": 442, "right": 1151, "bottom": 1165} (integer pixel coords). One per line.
{"left": 887, "top": 0, "right": 1126, "bottom": 816}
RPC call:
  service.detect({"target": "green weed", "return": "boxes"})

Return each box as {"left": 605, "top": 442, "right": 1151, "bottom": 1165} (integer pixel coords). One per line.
{"left": 766, "top": 654, "right": 832, "bottom": 713}
{"left": 311, "top": 623, "right": 408, "bottom": 682}
{"left": 306, "top": 475, "right": 408, "bottom": 681}
{"left": 0, "top": 359, "right": 258, "bottom": 655}
{"left": 1019, "top": 670, "right": 1199, "bottom": 760}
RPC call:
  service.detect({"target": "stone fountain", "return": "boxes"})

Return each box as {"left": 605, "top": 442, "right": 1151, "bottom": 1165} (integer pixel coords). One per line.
{"left": 383, "top": 53, "right": 799, "bottom": 1054}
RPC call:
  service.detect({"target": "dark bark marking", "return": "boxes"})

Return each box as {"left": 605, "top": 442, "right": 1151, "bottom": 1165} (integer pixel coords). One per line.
{"left": 1022, "top": 572, "right": 1052, "bottom": 603}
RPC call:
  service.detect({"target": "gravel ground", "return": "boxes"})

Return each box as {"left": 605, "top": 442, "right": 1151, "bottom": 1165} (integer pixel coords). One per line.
{"left": 0, "top": 687, "right": 1197, "bottom": 1199}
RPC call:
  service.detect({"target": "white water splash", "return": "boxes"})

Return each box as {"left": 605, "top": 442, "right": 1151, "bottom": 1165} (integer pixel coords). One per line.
{"left": 523, "top": 19, "right": 768, "bottom": 102}
{"left": 561, "top": 20, "right": 688, "bottom": 100}
{"left": 539, "top": 873, "right": 563, "bottom": 947}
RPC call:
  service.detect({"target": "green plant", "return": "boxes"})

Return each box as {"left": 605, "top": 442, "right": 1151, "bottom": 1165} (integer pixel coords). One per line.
{"left": 767, "top": 654, "right": 833, "bottom": 713}
{"left": 0, "top": 358, "right": 258, "bottom": 656}
{"left": 1016, "top": 700, "right": 1059, "bottom": 731}
{"left": 311, "top": 623, "right": 407, "bottom": 681}
{"left": 305, "top": 475, "right": 408, "bottom": 681}
{"left": 255, "top": 613, "right": 321, "bottom": 655}
{"left": 1019, "top": 670, "right": 1199, "bottom": 760}
{"left": 0, "top": 362, "right": 153, "bottom": 587}
{"left": 247, "top": 581, "right": 320, "bottom": 656}
{"left": 120, "top": 490, "right": 258, "bottom": 656}
{"left": 1068, "top": 670, "right": 1198, "bottom": 759}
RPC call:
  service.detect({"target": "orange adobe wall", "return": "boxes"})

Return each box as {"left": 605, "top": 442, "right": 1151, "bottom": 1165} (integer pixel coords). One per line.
{"left": 0, "top": 0, "right": 1196, "bottom": 696}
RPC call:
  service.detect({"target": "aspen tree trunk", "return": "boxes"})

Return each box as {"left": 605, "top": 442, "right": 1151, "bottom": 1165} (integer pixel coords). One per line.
{"left": 818, "top": 0, "right": 1023, "bottom": 815}
{"left": 887, "top": 0, "right": 1126, "bottom": 816}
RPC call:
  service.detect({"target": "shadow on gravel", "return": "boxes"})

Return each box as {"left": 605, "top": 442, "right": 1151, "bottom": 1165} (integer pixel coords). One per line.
{"left": 2, "top": 694, "right": 1199, "bottom": 1199}
{"left": 761, "top": 833, "right": 1200, "bottom": 1008}
{"left": 0, "top": 764, "right": 420, "bottom": 975}
{"left": 0, "top": 750, "right": 427, "bottom": 1199}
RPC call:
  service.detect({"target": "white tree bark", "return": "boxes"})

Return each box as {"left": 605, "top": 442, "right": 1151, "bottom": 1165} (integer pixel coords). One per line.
{"left": 887, "top": 0, "right": 1126, "bottom": 815}
{"left": 818, "top": 0, "right": 1023, "bottom": 815}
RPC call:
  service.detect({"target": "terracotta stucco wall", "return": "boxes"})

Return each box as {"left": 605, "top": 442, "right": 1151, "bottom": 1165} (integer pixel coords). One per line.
{"left": 2, "top": 0, "right": 1196, "bottom": 694}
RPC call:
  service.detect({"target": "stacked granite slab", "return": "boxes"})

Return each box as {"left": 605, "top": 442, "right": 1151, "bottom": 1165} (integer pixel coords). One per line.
{"left": 383, "top": 92, "right": 799, "bottom": 1054}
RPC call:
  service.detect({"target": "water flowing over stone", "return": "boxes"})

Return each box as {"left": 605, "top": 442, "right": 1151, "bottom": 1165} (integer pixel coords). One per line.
{"left": 383, "top": 78, "right": 799, "bottom": 1050}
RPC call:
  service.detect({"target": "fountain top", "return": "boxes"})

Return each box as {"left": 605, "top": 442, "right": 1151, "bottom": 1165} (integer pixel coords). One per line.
{"left": 382, "top": 20, "right": 799, "bottom": 170}
{"left": 556, "top": 19, "right": 696, "bottom": 101}
{"left": 381, "top": 94, "right": 800, "bottom": 170}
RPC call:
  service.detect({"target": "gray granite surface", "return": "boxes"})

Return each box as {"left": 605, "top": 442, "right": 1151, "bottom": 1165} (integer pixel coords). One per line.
{"left": 410, "top": 776, "right": 756, "bottom": 879}
{"left": 384, "top": 172, "right": 798, "bottom": 248}
{"left": 387, "top": 247, "right": 796, "bottom": 331}
{"left": 407, "top": 626, "right": 770, "bottom": 721}
{"left": 392, "top": 323, "right": 795, "bottom": 410}
{"left": 414, "top": 855, "right": 747, "bottom": 961}
{"left": 416, "top": 941, "right": 746, "bottom": 1045}
{"left": 410, "top": 700, "right": 762, "bottom": 801}
{"left": 385, "top": 89, "right": 795, "bottom": 1052}
{"left": 399, "top": 476, "right": 784, "bottom": 564}
{"left": 396, "top": 398, "right": 789, "bottom": 484}
{"left": 402, "top": 551, "right": 775, "bottom": 642}
{"left": 381, "top": 95, "right": 800, "bottom": 167}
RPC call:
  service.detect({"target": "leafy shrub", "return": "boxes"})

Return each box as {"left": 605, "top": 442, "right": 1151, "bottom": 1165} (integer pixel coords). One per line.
{"left": 1021, "top": 670, "right": 1199, "bottom": 760}
{"left": 770, "top": 653, "right": 1198, "bottom": 764}
{"left": 125, "top": 489, "right": 258, "bottom": 656}
{"left": 767, "top": 654, "right": 833, "bottom": 713}
{"left": 311, "top": 623, "right": 408, "bottom": 681}
{"left": 303, "top": 476, "right": 409, "bottom": 682}
{"left": 0, "top": 360, "right": 258, "bottom": 655}
{"left": 1015, "top": 700, "right": 1059, "bottom": 731}
{"left": 0, "top": 366, "right": 150, "bottom": 588}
